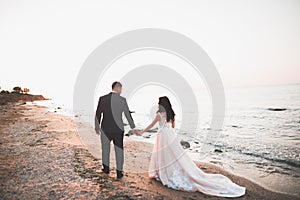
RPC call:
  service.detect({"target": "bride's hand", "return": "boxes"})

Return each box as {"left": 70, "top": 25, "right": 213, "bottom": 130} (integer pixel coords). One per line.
{"left": 137, "top": 130, "right": 143, "bottom": 135}
{"left": 133, "top": 129, "right": 143, "bottom": 136}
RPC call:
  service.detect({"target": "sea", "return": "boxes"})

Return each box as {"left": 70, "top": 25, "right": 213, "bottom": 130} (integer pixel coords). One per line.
{"left": 30, "top": 83, "right": 300, "bottom": 196}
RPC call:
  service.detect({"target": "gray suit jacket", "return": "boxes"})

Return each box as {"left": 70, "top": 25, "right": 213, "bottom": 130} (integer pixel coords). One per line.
{"left": 95, "top": 92, "right": 135, "bottom": 135}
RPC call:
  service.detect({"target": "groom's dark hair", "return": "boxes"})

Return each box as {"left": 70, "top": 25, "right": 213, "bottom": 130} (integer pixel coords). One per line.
{"left": 112, "top": 81, "right": 122, "bottom": 89}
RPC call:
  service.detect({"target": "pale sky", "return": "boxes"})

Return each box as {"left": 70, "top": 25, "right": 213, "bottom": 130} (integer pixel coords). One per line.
{"left": 0, "top": 0, "right": 300, "bottom": 104}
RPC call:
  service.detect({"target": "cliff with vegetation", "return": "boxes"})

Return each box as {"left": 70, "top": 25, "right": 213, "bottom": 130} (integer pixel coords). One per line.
{"left": 0, "top": 86, "right": 48, "bottom": 105}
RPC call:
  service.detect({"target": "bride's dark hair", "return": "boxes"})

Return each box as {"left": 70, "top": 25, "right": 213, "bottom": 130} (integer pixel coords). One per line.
{"left": 157, "top": 96, "right": 175, "bottom": 122}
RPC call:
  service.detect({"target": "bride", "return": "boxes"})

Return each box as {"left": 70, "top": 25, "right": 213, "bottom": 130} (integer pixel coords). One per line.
{"left": 137, "top": 96, "right": 246, "bottom": 197}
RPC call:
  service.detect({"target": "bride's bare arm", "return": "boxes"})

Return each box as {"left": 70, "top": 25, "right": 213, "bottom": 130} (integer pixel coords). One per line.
{"left": 140, "top": 114, "right": 160, "bottom": 134}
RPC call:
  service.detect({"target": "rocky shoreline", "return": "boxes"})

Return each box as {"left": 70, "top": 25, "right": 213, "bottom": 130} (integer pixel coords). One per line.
{"left": 0, "top": 102, "right": 298, "bottom": 199}
{"left": 0, "top": 92, "right": 48, "bottom": 105}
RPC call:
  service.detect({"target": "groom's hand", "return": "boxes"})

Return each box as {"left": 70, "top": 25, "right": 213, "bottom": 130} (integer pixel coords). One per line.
{"left": 133, "top": 129, "right": 142, "bottom": 136}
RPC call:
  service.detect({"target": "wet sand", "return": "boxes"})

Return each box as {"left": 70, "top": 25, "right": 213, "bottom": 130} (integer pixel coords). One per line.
{"left": 0, "top": 103, "right": 298, "bottom": 199}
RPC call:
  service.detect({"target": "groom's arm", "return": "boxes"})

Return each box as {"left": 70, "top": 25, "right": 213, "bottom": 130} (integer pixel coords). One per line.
{"left": 95, "top": 97, "right": 103, "bottom": 131}
{"left": 123, "top": 99, "right": 135, "bottom": 129}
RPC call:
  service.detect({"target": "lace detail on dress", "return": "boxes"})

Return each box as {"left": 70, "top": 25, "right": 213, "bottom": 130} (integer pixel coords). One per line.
{"left": 165, "top": 163, "right": 195, "bottom": 191}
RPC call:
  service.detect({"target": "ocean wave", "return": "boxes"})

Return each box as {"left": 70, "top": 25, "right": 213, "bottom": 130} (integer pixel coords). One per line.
{"left": 221, "top": 144, "right": 300, "bottom": 168}
{"left": 240, "top": 151, "right": 300, "bottom": 168}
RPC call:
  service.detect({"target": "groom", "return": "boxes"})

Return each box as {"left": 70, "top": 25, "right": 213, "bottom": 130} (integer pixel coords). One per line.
{"left": 95, "top": 81, "right": 136, "bottom": 179}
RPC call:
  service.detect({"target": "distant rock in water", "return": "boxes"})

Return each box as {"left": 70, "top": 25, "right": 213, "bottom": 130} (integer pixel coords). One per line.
{"left": 214, "top": 149, "right": 223, "bottom": 153}
{"left": 231, "top": 125, "right": 242, "bottom": 128}
{"left": 267, "top": 108, "right": 287, "bottom": 111}
{"left": 0, "top": 92, "right": 48, "bottom": 105}
{"left": 180, "top": 140, "right": 190, "bottom": 149}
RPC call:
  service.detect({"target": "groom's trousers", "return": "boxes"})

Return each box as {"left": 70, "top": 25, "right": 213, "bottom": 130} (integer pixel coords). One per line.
{"left": 101, "top": 132, "right": 124, "bottom": 172}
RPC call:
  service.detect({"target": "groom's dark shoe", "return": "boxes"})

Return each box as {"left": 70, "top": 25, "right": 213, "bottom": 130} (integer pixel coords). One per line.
{"left": 102, "top": 165, "right": 109, "bottom": 174}
{"left": 116, "top": 170, "right": 123, "bottom": 179}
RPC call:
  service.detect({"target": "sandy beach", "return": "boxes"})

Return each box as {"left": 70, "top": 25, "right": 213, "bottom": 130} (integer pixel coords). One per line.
{"left": 0, "top": 102, "right": 298, "bottom": 200}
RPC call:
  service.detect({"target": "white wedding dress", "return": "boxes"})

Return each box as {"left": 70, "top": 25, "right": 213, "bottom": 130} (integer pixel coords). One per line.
{"left": 149, "top": 113, "right": 246, "bottom": 197}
